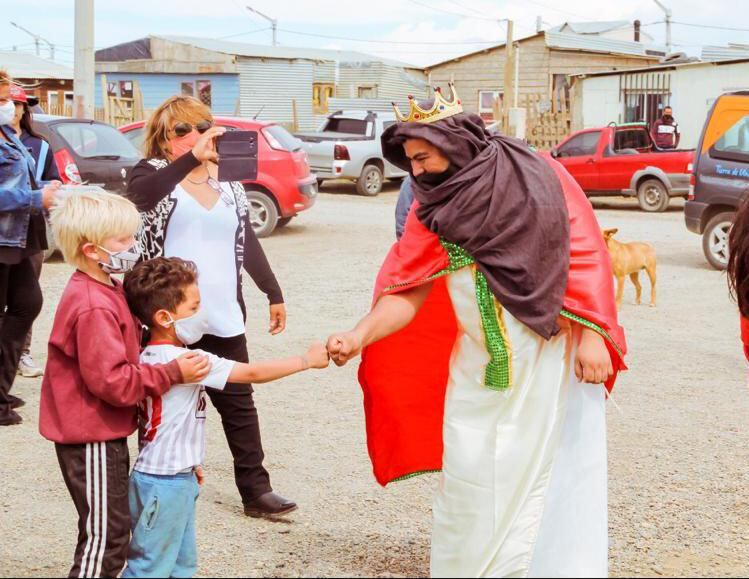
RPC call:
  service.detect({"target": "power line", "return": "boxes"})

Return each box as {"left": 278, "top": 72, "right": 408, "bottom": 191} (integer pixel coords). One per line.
{"left": 276, "top": 27, "right": 501, "bottom": 46}
{"left": 406, "top": 0, "right": 501, "bottom": 22}
{"left": 670, "top": 20, "right": 749, "bottom": 33}
{"left": 518, "top": 0, "right": 587, "bottom": 20}
{"left": 218, "top": 27, "right": 271, "bottom": 40}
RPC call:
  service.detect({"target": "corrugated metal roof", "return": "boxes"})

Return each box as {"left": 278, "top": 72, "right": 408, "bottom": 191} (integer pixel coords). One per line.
{"left": 702, "top": 45, "right": 749, "bottom": 62}
{"left": 569, "top": 57, "right": 749, "bottom": 79}
{"left": 426, "top": 31, "right": 662, "bottom": 69}
{"left": 0, "top": 50, "right": 74, "bottom": 80}
{"left": 544, "top": 31, "right": 666, "bottom": 57}
{"left": 157, "top": 35, "right": 419, "bottom": 70}
{"left": 551, "top": 21, "right": 630, "bottom": 35}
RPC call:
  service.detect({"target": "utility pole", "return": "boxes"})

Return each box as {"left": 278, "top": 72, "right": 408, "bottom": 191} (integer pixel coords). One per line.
{"left": 503, "top": 19, "right": 515, "bottom": 108}
{"left": 653, "top": 0, "right": 672, "bottom": 53}
{"left": 246, "top": 5, "right": 278, "bottom": 46}
{"left": 10, "top": 22, "right": 55, "bottom": 60}
{"left": 74, "top": 0, "right": 95, "bottom": 119}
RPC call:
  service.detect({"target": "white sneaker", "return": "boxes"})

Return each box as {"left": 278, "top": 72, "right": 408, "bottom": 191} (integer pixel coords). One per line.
{"left": 17, "top": 354, "right": 43, "bottom": 378}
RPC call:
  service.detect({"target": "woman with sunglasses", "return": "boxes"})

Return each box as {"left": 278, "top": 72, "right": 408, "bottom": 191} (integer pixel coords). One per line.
{"left": 126, "top": 95, "right": 296, "bottom": 519}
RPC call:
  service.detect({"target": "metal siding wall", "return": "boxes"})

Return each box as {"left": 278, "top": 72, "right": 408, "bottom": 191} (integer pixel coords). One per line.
{"left": 237, "top": 58, "right": 315, "bottom": 130}
{"left": 314, "top": 61, "right": 337, "bottom": 84}
{"left": 337, "top": 62, "right": 428, "bottom": 100}
{"left": 94, "top": 73, "right": 239, "bottom": 114}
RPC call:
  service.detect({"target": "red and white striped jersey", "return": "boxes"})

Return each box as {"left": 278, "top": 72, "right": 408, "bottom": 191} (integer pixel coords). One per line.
{"left": 134, "top": 344, "right": 235, "bottom": 475}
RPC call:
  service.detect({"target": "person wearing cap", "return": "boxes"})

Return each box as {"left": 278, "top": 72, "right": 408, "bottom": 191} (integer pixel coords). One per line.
{"left": 7, "top": 84, "right": 60, "bottom": 378}
{"left": 0, "top": 69, "right": 61, "bottom": 426}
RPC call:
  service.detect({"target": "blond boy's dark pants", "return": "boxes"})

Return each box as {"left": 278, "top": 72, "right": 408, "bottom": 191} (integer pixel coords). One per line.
{"left": 55, "top": 439, "right": 131, "bottom": 578}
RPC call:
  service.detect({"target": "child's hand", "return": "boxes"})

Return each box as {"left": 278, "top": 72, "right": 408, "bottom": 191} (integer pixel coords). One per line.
{"left": 177, "top": 352, "right": 212, "bottom": 383}
{"left": 575, "top": 329, "right": 613, "bottom": 384}
{"left": 195, "top": 466, "right": 205, "bottom": 486}
{"left": 305, "top": 342, "right": 330, "bottom": 369}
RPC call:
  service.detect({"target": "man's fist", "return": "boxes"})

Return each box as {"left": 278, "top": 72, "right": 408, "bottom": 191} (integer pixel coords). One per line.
{"left": 326, "top": 332, "right": 362, "bottom": 367}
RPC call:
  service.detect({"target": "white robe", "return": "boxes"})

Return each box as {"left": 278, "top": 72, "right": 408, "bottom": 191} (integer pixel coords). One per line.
{"left": 430, "top": 266, "right": 608, "bottom": 578}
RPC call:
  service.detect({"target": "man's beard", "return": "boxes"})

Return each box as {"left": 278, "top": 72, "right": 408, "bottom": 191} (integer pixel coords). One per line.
{"left": 414, "top": 164, "right": 459, "bottom": 189}
{"left": 663, "top": 115, "right": 673, "bottom": 122}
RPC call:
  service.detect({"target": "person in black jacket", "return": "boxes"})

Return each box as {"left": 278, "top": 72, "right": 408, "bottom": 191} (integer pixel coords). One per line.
{"left": 126, "top": 95, "right": 296, "bottom": 518}
{"left": 9, "top": 84, "right": 60, "bottom": 378}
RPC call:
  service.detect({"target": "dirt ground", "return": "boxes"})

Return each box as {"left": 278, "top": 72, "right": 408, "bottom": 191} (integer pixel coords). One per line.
{"left": 2, "top": 182, "right": 748, "bottom": 578}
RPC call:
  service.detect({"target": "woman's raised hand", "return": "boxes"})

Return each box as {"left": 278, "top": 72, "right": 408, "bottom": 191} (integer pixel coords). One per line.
{"left": 191, "top": 126, "right": 226, "bottom": 163}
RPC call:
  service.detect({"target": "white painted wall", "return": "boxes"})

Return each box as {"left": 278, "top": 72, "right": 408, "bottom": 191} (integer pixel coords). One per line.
{"left": 576, "top": 62, "right": 749, "bottom": 148}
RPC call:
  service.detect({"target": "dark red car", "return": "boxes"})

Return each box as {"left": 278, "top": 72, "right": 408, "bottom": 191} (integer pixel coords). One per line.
{"left": 120, "top": 117, "right": 317, "bottom": 237}
{"left": 552, "top": 123, "right": 694, "bottom": 212}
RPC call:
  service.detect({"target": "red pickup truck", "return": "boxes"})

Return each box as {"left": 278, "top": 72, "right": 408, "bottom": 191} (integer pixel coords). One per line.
{"left": 552, "top": 123, "right": 694, "bottom": 212}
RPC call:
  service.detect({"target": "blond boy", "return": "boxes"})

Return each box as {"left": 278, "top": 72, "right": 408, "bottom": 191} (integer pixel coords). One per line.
{"left": 39, "top": 190, "right": 210, "bottom": 579}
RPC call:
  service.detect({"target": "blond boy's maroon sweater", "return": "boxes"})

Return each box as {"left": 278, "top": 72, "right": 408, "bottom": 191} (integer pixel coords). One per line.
{"left": 39, "top": 271, "right": 182, "bottom": 444}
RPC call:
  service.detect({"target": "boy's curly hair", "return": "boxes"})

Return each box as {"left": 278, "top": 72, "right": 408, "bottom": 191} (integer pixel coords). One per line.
{"left": 124, "top": 257, "right": 198, "bottom": 326}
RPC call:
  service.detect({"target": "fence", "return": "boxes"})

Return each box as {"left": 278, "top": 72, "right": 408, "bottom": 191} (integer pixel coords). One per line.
{"left": 492, "top": 91, "right": 573, "bottom": 150}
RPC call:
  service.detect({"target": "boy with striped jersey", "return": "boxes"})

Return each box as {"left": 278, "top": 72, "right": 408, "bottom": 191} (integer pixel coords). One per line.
{"left": 122, "top": 257, "right": 329, "bottom": 578}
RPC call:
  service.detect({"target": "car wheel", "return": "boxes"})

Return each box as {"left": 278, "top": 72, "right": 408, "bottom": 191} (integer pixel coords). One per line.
{"left": 637, "top": 179, "right": 670, "bottom": 212}
{"left": 356, "top": 164, "right": 383, "bottom": 197}
{"left": 246, "top": 189, "right": 279, "bottom": 238}
{"left": 277, "top": 217, "right": 293, "bottom": 228}
{"left": 702, "top": 211, "right": 734, "bottom": 271}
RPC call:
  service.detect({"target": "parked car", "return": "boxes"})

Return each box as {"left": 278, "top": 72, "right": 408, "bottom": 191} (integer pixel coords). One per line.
{"left": 32, "top": 114, "right": 143, "bottom": 259}
{"left": 120, "top": 117, "right": 317, "bottom": 238}
{"left": 685, "top": 91, "right": 749, "bottom": 270}
{"left": 296, "top": 110, "right": 407, "bottom": 196}
{"left": 552, "top": 123, "right": 694, "bottom": 212}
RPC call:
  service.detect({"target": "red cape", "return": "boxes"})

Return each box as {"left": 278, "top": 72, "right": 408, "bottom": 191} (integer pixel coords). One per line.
{"left": 358, "top": 156, "right": 627, "bottom": 486}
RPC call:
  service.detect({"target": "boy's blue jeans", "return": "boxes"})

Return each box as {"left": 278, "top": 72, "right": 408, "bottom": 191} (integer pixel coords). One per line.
{"left": 123, "top": 470, "right": 200, "bottom": 579}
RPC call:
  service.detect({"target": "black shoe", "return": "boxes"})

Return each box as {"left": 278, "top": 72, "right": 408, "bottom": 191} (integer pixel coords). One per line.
{"left": 8, "top": 395, "right": 25, "bottom": 409}
{"left": 0, "top": 410, "right": 23, "bottom": 426}
{"left": 244, "top": 492, "right": 298, "bottom": 519}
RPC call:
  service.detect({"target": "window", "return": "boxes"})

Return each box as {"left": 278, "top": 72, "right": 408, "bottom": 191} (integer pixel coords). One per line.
{"left": 478, "top": 90, "right": 504, "bottom": 120}
{"left": 557, "top": 131, "right": 601, "bottom": 157}
{"left": 197, "top": 80, "right": 212, "bottom": 107}
{"left": 614, "top": 129, "right": 650, "bottom": 151}
{"left": 358, "top": 86, "right": 377, "bottom": 99}
{"left": 313, "top": 83, "right": 336, "bottom": 115}
{"left": 712, "top": 114, "right": 749, "bottom": 163}
{"left": 119, "top": 81, "right": 134, "bottom": 99}
{"left": 55, "top": 122, "right": 140, "bottom": 160}
{"left": 624, "top": 91, "right": 668, "bottom": 126}
{"left": 181, "top": 82, "right": 195, "bottom": 97}
{"left": 262, "top": 125, "right": 302, "bottom": 152}
{"left": 106, "top": 82, "right": 117, "bottom": 97}
{"left": 122, "top": 126, "right": 146, "bottom": 153}
{"left": 322, "top": 117, "right": 369, "bottom": 135}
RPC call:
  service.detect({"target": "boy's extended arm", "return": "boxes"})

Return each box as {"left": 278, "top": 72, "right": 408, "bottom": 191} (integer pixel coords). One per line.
{"left": 227, "top": 356, "right": 309, "bottom": 385}
{"left": 75, "top": 308, "right": 182, "bottom": 406}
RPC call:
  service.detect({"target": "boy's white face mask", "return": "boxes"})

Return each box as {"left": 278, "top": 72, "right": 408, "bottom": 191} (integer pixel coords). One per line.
{"left": 97, "top": 244, "right": 141, "bottom": 274}
{"left": 164, "top": 310, "right": 207, "bottom": 346}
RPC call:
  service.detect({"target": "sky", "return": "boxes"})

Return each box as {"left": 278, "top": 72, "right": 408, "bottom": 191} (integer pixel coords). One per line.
{"left": 3, "top": 0, "right": 749, "bottom": 68}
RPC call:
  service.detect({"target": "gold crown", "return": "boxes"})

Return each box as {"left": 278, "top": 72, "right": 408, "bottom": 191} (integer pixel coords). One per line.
{"left": 392, "top": 83, "right": 463, "bottom": 124}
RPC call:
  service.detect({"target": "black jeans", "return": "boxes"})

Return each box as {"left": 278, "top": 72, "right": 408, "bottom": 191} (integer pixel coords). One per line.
{"left": 191, "top": 333, "right": 272, "bottom": 504}
{"left": 0, "top": 255, "right": 44, "bottom": 419}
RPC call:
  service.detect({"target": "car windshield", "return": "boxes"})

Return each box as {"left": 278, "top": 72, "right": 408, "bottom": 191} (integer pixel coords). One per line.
{"left": 322, "top": 118, "right": 369, "bottom": 135}
{"left": 55, "top": 122, "right": 140, "bottom": 160}
{"left": 263, "top": 125, "right": 302, "bottom": 152}
{"left": 123, "top": 126, "right": 146, "bottom": 155}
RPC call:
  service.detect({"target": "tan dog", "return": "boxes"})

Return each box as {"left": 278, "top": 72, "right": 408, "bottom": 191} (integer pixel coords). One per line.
{"left": 602, "top": 228, "right": 656, "bottom": 310}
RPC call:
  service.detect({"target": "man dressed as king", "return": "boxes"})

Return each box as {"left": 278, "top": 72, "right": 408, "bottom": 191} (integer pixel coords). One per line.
{"left": 326, "top": 86, "right": 627, "bottom": 578}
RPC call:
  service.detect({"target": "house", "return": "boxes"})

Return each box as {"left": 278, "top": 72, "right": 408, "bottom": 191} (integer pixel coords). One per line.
{"left": 0, "top": 51, "right": 74, "bottom": 111}
{"left": 94, "top": 36, "right": 428, "bottom": 130}
{"left": 569, "top": 58, "right": 749, "bottom": 149}
{"left": 425, "top": 22, "right": 666, "bottom": 122}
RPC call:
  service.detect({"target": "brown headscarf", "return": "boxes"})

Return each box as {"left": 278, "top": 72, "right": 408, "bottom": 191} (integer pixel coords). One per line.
{"left": 381, "top": 112, "right": 570, "bottom": 339}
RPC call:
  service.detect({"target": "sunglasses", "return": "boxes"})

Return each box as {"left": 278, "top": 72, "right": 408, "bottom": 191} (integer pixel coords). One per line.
{"left": 172, "top": 120, "right": 213, "bottom": 138}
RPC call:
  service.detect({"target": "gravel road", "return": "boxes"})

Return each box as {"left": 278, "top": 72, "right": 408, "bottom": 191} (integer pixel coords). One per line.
{"left": 1, "top": 182, "right": 747, "bottom": 577}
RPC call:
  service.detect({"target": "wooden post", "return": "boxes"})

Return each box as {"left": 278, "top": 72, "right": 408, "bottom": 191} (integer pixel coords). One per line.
{"left": 291, "top": 99, "right": 299, "bottom": 132}
{"left": 503, "top": 20, "right": 515, "bottom": 108}
{"left": 133, "top": 80, "right": 144, "bottom": 122}
{"left": 100, "top": 74, "right": 110, "bottom": 125}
